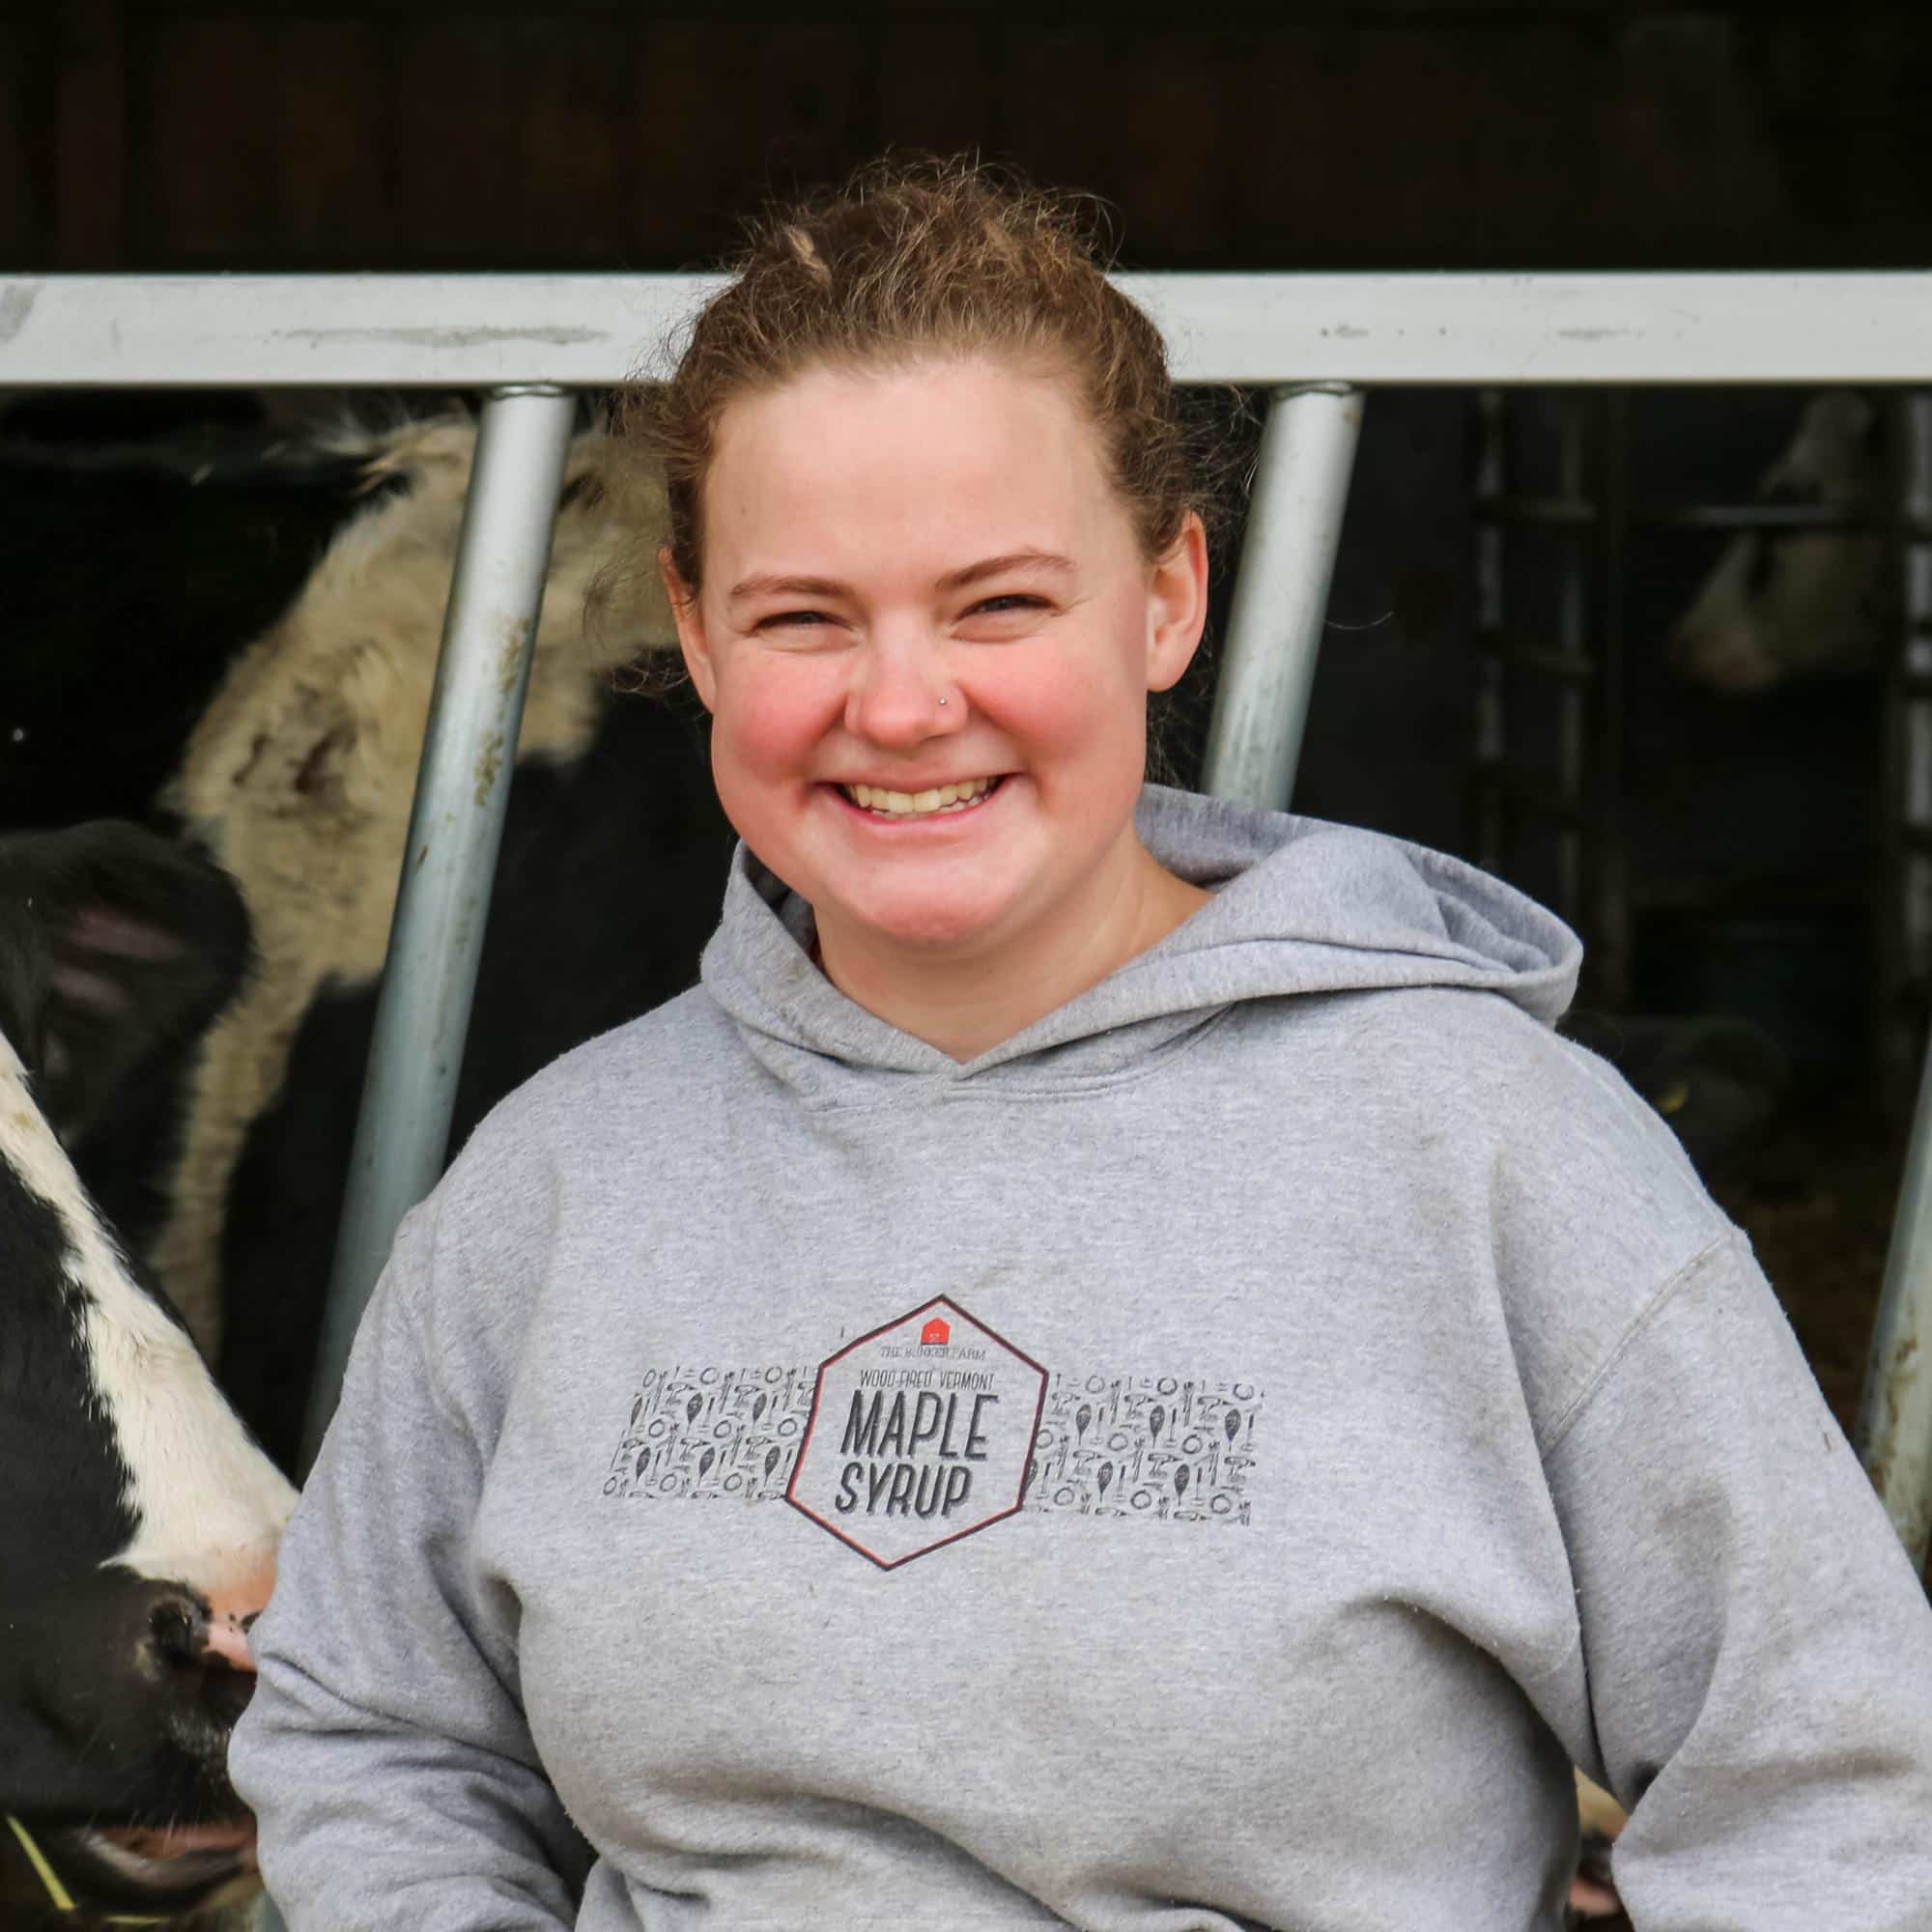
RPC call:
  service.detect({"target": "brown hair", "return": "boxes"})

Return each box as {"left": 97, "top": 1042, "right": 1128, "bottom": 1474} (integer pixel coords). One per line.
{"left": 616, "top": 154, "right": 1241, "bottom": 600}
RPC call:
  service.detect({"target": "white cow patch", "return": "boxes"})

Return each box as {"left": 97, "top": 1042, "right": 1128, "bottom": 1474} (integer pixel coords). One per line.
{"left": 153, "top": 416, "right": 677, "bottom": 1353}
{"left": 1669, "top": 391, "right": 1884, "bottom": 692}
{"left": 0, "top": 1032, "right": 295, "bottom": 1599}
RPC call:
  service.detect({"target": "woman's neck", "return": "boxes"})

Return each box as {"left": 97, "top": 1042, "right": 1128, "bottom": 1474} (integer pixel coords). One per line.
{"left": 811, "top": 837, "right": 1209, "bottom": 1063}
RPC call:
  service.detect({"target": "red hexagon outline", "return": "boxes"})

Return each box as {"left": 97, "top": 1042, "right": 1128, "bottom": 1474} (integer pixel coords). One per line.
{"left": 786, "top": 1294, "right": 1049, "bottom": 1571}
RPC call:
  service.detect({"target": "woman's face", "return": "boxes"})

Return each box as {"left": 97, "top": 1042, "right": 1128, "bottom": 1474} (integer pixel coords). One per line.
{"left": 665, "top": 353, "right": 1206, "bottom": 968}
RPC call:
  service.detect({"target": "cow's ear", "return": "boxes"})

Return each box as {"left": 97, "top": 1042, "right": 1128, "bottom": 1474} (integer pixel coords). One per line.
{"left": 0, "top": 823, "right": 251, "bottom": 1143}
{"left": 1795, "top": 389, "right": 1878, "bottom": 465}
{"left": 0, "top": 887, "right": 53, "bottom": 1082}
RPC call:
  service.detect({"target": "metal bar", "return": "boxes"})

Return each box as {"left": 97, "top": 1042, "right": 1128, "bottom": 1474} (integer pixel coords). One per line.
{"left": 9, "top": 271, "right": 1932, "bottom": 386}
{"left": 1201, "top": 384, "right": 1363, "bottom": 809}
{"left": 1860, "top": 390, "right": 1932, "bottom": 1569}
{"left": 1899, "top": 394, "right": 1932, "bottom": 999}
{"left": 1638, "top": 502, "right": 1923, "bottom": 535}
{"left": 1473, "top": 632, "right": 1599, "bottom": 682}
{"left": 1878, "top": 398, "right": 1917, "bottom": 1101}
{"left": 298, "top": 384, "right": 576, "bottom": 1470}
{"left": 1485, "top": 779, "right": 1590, "bottom": 830}
{"left": 1860, "top": 1040, "right": 1932, "bottom": 1570}
{"left": 1553, "top": 401, "right": 1589, "bottom": 923}
{"left": 1474, "top": 495, "right": 1598, "bottom": 527}
{"left": 1470, "top": 390, "right": 1508, "bottom": 873}
{"left": 1592, "top": 390, "right": 1634, "bottom": 1010}
{"left": 1481, "top": 493, "right": 1889, "bottom": 544}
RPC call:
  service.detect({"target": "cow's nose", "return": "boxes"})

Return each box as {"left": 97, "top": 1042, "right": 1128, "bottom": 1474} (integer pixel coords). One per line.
{"left": 201, "top": 1556, "right": 278, "bottom": 1672}
{"left": 145, "top": 1589, "right": 262, "bottom": 1730}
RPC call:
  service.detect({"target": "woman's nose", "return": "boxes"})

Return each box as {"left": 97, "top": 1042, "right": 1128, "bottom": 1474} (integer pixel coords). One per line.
{"left": 844, "top": 636, "right": 964, "bottom": 748}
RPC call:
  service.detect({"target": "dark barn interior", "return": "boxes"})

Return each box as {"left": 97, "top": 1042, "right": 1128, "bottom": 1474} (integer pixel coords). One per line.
{"left": 4, "top": 7, "right": 1932, "bottom": 1927}
{"left": 6, "top": 4, "right": 1929, "bottom": 276}
{"left": 12, "top": 6, "right": 1930, "bottom": 1411}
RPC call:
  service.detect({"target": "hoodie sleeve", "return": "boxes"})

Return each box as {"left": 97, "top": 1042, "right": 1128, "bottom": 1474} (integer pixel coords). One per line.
{"left": 1544, "top": 1230, "right": 1932, "bottom": 1929}
{"left": 228, "top": 1203, "right": 589, "bottom": 1932}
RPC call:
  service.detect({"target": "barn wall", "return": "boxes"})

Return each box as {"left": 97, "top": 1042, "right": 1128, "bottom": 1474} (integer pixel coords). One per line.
{"left": 2, "top": 2, "right": 1928, "bottom": 272}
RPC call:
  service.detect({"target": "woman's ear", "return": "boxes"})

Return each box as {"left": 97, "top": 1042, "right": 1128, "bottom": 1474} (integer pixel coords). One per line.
{"left": 660, "top": 547, "right": 717, "bottom": 711}
{"left": 1145, "top": 511, "right": 1209, "bottom": 695}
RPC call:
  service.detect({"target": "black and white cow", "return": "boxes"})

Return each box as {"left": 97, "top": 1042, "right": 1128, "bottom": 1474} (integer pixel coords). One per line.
{"left": 0, "top": 820, "right": 294, "bottom": 1926}
{"left": 4, "top": 405, "right": 734, "bottom": 1473}
{"left": 1667, "top": 390, "right": 1886, "bottom": 692}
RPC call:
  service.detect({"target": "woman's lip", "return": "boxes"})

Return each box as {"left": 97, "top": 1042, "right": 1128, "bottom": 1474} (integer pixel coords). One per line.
{"left": 827, "top": 776, "right": 1008, "bottom": 795}
{"left": 823, "top": 777, "right": 1010, "bottom": 825}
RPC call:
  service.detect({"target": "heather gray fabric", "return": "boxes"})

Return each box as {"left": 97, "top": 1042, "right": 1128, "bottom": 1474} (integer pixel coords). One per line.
{"left": 234, "top": 783, "right": 1932, "bottom": 1931}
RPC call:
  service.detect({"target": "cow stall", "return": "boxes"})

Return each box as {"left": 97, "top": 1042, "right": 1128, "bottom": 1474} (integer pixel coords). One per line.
{"left": 1469, "top": 386, "right": 1932, "bottom": 1079}
{"left": 6, "top": 270, "right": 1932, "bottom": 1931}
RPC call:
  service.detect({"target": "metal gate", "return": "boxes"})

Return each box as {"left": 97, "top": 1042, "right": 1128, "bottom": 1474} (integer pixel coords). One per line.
{"left": 7, "top": 266, "right": 1931, "bottom": 1705}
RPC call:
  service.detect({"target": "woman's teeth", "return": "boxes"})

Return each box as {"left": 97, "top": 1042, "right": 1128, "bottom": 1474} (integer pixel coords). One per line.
{"left": 842, "top": 777, "right": 998, "bottom": 817}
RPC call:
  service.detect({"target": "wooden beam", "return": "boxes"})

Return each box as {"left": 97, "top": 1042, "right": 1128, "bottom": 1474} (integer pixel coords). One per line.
{"left": 53, "top": 0, "right": 124, "bottom": 267}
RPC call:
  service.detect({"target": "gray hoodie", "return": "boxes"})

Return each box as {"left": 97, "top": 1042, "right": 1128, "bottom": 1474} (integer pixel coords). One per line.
{"left": 234, "top": 783, "right": 1932, "bottom": 1931}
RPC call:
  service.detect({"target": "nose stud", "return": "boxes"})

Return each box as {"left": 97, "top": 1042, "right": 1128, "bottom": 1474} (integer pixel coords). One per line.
{"left": 937, "top": 696, "right": 949, "bottom": 707}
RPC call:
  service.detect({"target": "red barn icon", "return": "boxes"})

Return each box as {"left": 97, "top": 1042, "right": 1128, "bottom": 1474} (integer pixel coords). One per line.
{"left": 921, "top": 1317, "right": 951, "bottom": 1347}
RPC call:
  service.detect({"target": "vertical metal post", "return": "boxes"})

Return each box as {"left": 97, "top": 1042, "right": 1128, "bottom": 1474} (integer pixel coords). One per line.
{"left": 1592, "top": 390, "right": 1633, "bottom": 1009}
{"left": 1553, "top": 400, "right": 1589, "bottom": 924}
{"left": 1898, "top": 394, "right": 1932, "bottom": 1061}
{"left": 1860, "top": 391, "right": 1932, "bottom": 1573}
{"left": 1876, "top": 395, "right": 1911, "bottom": 1103}
{"left": 1471, "top": 389, "right": 1508, "bottom": 873}
{"left": 298, "top": 385, "right": 577, "bottom": 1469}
{"left": 1201, "top": 383, "right": 1364, "bottom": 809}
{"left": 1861, "top": 1059, "right": 1932, "bottom": 1571}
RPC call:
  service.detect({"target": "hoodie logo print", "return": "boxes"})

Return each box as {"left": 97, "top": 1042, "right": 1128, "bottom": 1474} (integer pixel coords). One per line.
{"left": 601, "top": 1356, "right": 1264, "bottom": 1532}
{"left": 1023, "top": 1374, "right": 1262, "bottom": 1523}
{"left": 787, "top": 1296, "right": 1048, "bottom": 1571}
{"left": 602, "top": 1364, "right": 814, "bottom": 1501}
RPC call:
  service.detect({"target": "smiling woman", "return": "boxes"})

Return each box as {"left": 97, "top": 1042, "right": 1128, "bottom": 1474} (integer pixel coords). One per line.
{"left": 233, "top": 156, "right": 1932, "bottom": 1932}
{"left": 660, "top": 353, "right": 1211, "bottom": 1058}
{"left": 614, "top": 159, "right": 1233, "bottom": 1057}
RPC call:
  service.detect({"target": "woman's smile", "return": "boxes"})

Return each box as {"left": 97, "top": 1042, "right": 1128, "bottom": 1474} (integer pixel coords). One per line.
{"left": 829, "top": 773, "right": 1009, "bottom": 821}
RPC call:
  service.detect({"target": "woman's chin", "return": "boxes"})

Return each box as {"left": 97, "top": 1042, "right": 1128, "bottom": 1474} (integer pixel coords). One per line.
{"left": 836, "top": 895, "right": 1015, "bottom": 956}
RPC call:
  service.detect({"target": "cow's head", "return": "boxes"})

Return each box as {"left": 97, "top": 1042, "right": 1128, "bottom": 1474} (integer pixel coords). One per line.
{"left": 0, "top": 822, "right": 295, "bottom": 1919}
{"left": 1667, "top": 390, "right": 1886, "bottom": 693}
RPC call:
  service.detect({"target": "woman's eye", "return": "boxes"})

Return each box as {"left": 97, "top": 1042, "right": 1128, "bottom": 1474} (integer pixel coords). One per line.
{"left": 758, "top": 610, "right": 831, "bottom": 631}
{"left": 969, "top": 594, "right": 1045, "bottom": 617}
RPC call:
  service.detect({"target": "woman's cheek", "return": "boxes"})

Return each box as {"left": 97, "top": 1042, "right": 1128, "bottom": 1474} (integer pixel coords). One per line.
{"left": 717, "top": 659, "right": 841, "bottom": 780}
{"left": 1006, "top": 648, "right": 1146, "bottom": 764}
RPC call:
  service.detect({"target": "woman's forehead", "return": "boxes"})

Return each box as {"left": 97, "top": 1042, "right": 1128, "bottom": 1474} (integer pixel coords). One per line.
{"left": 705, "top": 355, "right": 1119, "bottom": 562}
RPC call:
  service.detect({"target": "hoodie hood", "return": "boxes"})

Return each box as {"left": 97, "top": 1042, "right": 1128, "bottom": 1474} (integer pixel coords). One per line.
{"left": 698, "top": 782, "right": 1581, "bottom": 1100}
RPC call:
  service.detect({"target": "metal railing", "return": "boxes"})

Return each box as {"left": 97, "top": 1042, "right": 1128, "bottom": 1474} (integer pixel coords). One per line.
{"left": 8, "top": 269, "right": 1932, "bottom": 1924}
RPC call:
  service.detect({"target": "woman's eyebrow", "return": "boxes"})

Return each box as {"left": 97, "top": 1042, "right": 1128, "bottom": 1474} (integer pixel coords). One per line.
{"left": 938, "top": 550, "right": 1076, "bottom": 592}
{"left": 725, "top": 551, "right": 1075, "bottom": 607}
{"left": 727, "top": 571, "right": 849, "bottom": 605}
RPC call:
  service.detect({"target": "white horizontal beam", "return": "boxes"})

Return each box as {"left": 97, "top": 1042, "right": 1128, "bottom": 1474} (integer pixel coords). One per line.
{"left": 3, "top": 272, "right": 1932, "bottom": 387}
